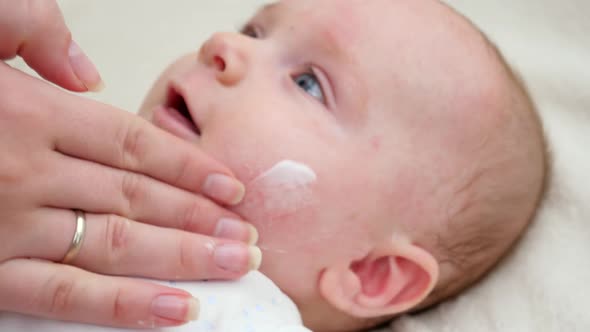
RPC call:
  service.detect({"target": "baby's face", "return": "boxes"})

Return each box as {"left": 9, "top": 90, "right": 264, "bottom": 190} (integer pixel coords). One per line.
{"left": 140, "top": 0, "right": 502, "bottom": 301}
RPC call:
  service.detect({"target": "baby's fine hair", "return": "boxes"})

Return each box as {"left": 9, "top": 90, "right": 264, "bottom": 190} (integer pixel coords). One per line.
{"left": 419, "top": 14, "right": 550, "bottom": 309}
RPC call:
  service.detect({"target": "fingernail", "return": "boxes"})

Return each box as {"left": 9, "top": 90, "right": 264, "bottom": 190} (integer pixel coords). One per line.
{"left": 214, "top": 218, "right": 259, "bottom": 244}
{"left": 151, "top": 295, "right": 199, "bottom": 322}
{"left": 247, "top": 224, "right": 259, "bottom": 245}
{"left": 214, "top": 244, "right": 262, "bottom": 273}
{"left": 68, "top": 40, "right": 104, "bottom": 92}
{"left": 248, "top": 246, "right": 262, "bottom": 270}
{"left": 202, "top": 174, "right": 245, "bottom": 205}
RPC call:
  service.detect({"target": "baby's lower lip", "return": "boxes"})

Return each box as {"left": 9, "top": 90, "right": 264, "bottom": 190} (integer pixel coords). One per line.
{"left": 152, "top": 105, "right": 200, "bottom": 141}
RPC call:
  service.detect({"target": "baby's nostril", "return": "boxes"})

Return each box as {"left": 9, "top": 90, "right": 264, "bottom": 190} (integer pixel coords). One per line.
{"left": 213, "top": 56, "right": 226, "bottom": 71}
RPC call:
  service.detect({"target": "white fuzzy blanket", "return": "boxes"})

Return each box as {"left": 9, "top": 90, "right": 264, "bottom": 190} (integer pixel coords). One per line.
{"left": 13, "top": 1, "right": 590, "bottom": 331}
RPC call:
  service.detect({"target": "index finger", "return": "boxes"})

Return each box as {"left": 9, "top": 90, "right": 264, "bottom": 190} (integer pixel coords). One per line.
{"left": 43, "top": 80, "right": 245, "bottom": 205}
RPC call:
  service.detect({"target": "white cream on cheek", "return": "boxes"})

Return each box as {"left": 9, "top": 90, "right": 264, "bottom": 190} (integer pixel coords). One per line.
{"left": 247, "top": 160, "right": 317, "bottom": 217}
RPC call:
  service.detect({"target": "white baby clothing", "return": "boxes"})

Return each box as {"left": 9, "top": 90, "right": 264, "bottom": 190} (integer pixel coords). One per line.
{"left": 0, "top": 271, "right": 311, "bottom": 332}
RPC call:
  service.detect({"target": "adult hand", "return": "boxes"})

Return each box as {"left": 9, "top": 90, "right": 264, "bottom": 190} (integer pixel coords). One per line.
{"left": 0, "top": 0, "right": 260, "bottom": 329}
{"left": 0, "top": 0, "right": 101, "bottom": 92}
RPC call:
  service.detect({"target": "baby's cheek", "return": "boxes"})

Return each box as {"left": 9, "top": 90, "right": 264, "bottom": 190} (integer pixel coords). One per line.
{"left": 235, "top": 190, "right": 321, "bottom": 260}
{"left": 246, "top": 180, "right": 315, "bottom": 221}
{"left": 232, "top": 160, "right": 320, "bottom": 248}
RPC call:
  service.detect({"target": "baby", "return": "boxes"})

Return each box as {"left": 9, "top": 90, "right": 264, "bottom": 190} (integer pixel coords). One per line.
{"left": 145, "top": 0, "right": 547, "bottom": 329}
{"left": 0, "top": 0, "right": 548, "bottom": 331}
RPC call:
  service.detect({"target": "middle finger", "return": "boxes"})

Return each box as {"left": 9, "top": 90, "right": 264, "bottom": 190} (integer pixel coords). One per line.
{"left": 41, "top": 153, "right": 257, "bottom": 244}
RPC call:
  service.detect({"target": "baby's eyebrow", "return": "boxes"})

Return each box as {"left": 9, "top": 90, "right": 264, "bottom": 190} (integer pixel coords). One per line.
{"left": 254, "top": 2, "right": 347, "bottom": 61}
{"left": 260, "top": 3, "right": 279, "bottom": 14}
{"left": 242, "top": 3, "right": 279, "bottom": 32}
{"left": 313, "top": 24, "right": 348, "bottom": 62}
{"left": 255, "top": 2, "right": 280, "bottom": 20}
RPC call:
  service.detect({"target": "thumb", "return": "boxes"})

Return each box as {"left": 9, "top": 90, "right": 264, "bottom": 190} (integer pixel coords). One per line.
{"left": 0, "top": 0, "right": 103, "bottom": 92}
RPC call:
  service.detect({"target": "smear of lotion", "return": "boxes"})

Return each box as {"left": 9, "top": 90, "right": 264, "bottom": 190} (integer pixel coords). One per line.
{"left": 247, "top": 160, "right": 317, "bottom": 218}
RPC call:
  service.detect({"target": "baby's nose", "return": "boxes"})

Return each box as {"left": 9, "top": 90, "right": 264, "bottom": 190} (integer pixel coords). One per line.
{"left": 199, "top": 32, "right": 248, "bottom": 86}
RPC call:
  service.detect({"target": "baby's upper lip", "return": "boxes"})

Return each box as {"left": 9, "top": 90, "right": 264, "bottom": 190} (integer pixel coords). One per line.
{"left": 165, "top": 82, "right": 201, "bottom": 135}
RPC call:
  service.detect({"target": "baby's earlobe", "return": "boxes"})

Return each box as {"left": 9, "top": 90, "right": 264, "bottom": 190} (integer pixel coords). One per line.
{"left": 318, "top": 264, "right": 362, "bottom": 313}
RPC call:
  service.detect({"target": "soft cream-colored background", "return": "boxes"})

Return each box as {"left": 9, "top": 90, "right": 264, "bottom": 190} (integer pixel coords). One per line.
{"left": 12, "top": 0, "right": 268, "bottom": 112}
{"left": 10, "top": 1, "right": 590, "bottom": 331}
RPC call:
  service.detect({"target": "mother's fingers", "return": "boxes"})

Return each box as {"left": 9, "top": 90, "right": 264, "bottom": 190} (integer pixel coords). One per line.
{"left": 49, "top": 89, "right": 245, "bottom": 206}
{"left": 42, "top": 154, "right": 256, "bottom": 243}
{"left": 0, "top": 0, "right": 102, "bottom": 91}
{"left": 3, "top": 62, "right": 244, "bottom": 206}
{"left": 0, "top": 259, "right": 198, "bottom": 328}
{"left": 26, "top": 208, "right": 261, "bottom": 280}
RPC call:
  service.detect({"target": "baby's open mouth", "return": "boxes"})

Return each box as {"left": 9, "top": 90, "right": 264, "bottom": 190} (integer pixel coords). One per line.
{"left": 162, "top": 86, "right": 202, "bottom": 136}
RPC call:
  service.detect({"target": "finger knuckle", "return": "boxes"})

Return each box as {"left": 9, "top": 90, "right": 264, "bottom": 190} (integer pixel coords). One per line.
{"left": 120, "top": 172, "right": 145, "bottom": 214}
{"left": 178, "top": 235, "right": 200, "bottom": 275}
{"left": 179, "top": 201, "right": 204, "bottom": 232}
{"left": 41, "top": 271, "right": 77, "bottom": 315}
{"left": 173, "top": 151, "right": 193, "bottom": 185}
{"left": 104, "top": 214, "right": 131, "bottom": 266}
{"left": 0, "top": 148, "right": 42, "bottom": 199}
{"left": 118, "top": 119, "right": 147, "bottom": 170}
{"left": 111, "top": 288, "right": 130, "bottom": 324}
{"left": 0, "top": 159, "right": 28, "bottom": 187}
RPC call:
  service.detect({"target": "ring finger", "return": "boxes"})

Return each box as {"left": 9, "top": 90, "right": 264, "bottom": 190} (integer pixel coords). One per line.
{"left": 19, "top": 208, "right": 262, "bottom": 281}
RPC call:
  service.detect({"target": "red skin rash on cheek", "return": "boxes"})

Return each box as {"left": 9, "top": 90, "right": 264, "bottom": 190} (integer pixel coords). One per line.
{"left": 240, "top": 183, "right": 302, "bottom": 222}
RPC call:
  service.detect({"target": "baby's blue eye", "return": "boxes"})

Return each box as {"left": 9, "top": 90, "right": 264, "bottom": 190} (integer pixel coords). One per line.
{"left": 293, "top": 72, "right": 325, "bottom": 103}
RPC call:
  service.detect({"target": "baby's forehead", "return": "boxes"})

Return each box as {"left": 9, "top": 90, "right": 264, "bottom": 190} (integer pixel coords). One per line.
{"left": 253, "top": 0, "right": 362, "bottom": 55}
{"left": 258, "top": 0, "right": 503, "bottom": 127}
{"left": 257, "top": 0, "right": 485, "bottom": 73}
{"left": 260, "top": 0, "right": 462, "bottom": 40}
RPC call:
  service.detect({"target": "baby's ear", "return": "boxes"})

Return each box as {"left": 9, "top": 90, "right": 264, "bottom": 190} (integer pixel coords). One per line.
{"left": 318, "top": 241, "right": 439, "bottom": 318}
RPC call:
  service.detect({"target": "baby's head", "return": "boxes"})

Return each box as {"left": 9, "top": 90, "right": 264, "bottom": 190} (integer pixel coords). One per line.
{"left": 140, "top": 0, "right": 547, "bottom": 330}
